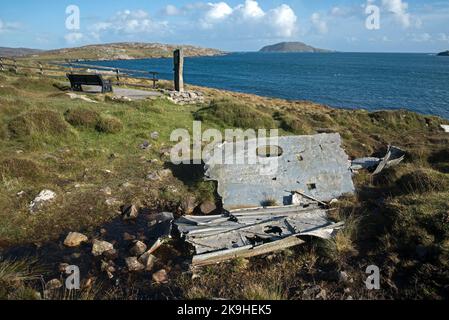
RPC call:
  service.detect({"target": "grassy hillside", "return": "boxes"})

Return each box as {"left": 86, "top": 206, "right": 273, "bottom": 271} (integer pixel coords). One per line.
{"left": 19, "top": 42, "right": 225, "bottom": 61}
{"left": 0, "top": 71, "right": 448, "bottom": 300}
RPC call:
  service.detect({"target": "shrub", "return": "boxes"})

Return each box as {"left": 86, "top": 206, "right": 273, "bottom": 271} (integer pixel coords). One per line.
{"left": 8, "top": 109, "right": 70, "bottom": 138}
{"left": 96, "top": 115, "right": 123, "bottom": 134}
{"left": 195, "top": 99, "right": 276, "bottom": 129}
{"left": 395, "top": 168, "right": 449, "bottom": 194}
{"left": 65, "top": 108, "right": 100, "bottom": 128}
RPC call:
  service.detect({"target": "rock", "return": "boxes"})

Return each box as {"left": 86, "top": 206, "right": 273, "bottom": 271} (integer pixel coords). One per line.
{"left": 338, "top": 271, "right": 349, "bottom": 283}
{"left": 441, "top": 124, "right": 449, "bottom": 133}
{"left": 182, "top": 196, "right": 198, "bottom": 214}
{"left": 146, "top": 172, "right": 161, "bottom": 181}
{"left": 92, "top": 240, "right": 114, "bottom": 257}
{"left": 125, "top": 257, "right": 145, "bottom": 272}
{"left": 303, "top": 285, "right": 321, "bottom": 297}
{"left": 150, "top": 131, "right": 160, "bottom": 140}
{"left": 100, "top": 187, "right": 112, "bottom": 195}
{"left": 121, "top": 204, "right": 139, "bottom": 220}
{"left": 130, "top": 241, "right": 147, "bottom": 256}
{"left": 105, "top": 198, "right": 119, "bottom": 206}
{"left": 437, "top": 50, "right": 449, "bottom": 56}
{"left": 138, "top": 252, "right": 156, "bottom": 271}
{"left": 101, "top": 260, "right": 116, "bottom": 279}
{"left": 64, "top": 232, "right": 88, "bottom": 247}
{"left": 29, "top": 190, "right": 56, "bottom": 213}
{"left": 199, "top": 200, "right": 217, "bottom": 215}
{"left": 139, "top": 140, "right": 151, "bottom": 150}
{"left": 152, "top": 269, "right": 168, "bottom": 284}
{"left": 16, "top": 191, "right": 25, "bottom": 197}
{"left": 46, "top": 279, "right": 62, "bottom": 290}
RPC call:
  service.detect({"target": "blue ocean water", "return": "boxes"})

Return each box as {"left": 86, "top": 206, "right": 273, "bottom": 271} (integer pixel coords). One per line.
{"left": 85, "top": 52, "right": 449, "bottom": 119}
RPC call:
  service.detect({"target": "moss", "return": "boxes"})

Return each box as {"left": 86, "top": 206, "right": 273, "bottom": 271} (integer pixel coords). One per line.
{"left": 195, "top": 99, "right": 276, "bottom": 129}
{"left": 65, "top": 108, "right": 100, "bottom": 128}
{"left": 95, "top": 115, "right": 123, "bottom": 134}
{"left": 8, "top": 109, "right": 71, "bottom": 138}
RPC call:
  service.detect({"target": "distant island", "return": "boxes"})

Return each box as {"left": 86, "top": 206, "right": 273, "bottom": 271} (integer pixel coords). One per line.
{"left": 4, "top": 42, "right": 226, "bottom": 61}
{"left": 437, "top": 50, "right": 449, "bottom": 56}
{"left": 259, "top": 42, "right": 332, "bottom": 53}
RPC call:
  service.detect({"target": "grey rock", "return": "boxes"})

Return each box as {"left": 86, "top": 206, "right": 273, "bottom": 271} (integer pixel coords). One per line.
{"left": 122, "top": 204, "right": 139, "bottom": 220}
{"left": 29, "top": 189, "right": 56, "bottom": 213}
{"left": 125, "top": 257, "right": 145, "bottom": 272}
{"left": 150, "top": 131, "right": 160, "bottom": 140}
{"left": 92, "top": 240, "right": 114, "bottom": 257}
{"left": 130, "top": 240, "right": 147, "bottom": 256}
{"left": 64, "top": 232, "right": 88, "bottom": 247}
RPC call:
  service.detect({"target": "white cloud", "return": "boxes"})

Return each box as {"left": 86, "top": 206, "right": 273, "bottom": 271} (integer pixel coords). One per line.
{"left": 268, "top": 4, "right": 297, "bottom": 37}
{"left": 205, "top": 2, "right": 233, "bottom": 21}
{"left": 310, "top": 13, "right": 328, "bottom": 35}
{"left": 0, "top": 18, "right": 21, "bottom": 33}
{"left": 236, "top": 0, "right": 265, "bottom": 19}
{"left": 164, "top": 5, "right": 181, "bottom": 16}
{"left": 198, "top": 1, "right": 298, "bottom": 38}
{"left": 382, "top": 0, "right": 411, "bottom": 28}
{"left": 92, "top": 10, "right": 169, "bottom": 35}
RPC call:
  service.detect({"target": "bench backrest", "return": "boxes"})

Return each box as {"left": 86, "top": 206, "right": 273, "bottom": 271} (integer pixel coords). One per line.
{"left": 67, "top": 73, "right": 105, "bottom": 86}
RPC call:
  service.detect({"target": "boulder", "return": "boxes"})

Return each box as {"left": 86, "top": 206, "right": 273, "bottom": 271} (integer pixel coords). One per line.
{"left": 125, "top": 257, "right": 145, "bottom": 272}
{"left": 152, "top": 269, "right": 168, "bottom": 284}
{"left": 138, "top": 252, "right": 156, "bottom": 271}
{"left": 64, "top": 232, "right": 88, "bottom": 247}
{"left": 130, "top": 240, "right": 147, "bottom": 256}
{"left": 121, "top": 204, "right": 139, "bottom": 220}
{"left": 29, "top": 190, "right": 56, "bottom": 213}
{"left": 92, "top": 240, "right": 114, "bottom": 257}
{"left": 199, "top": 201, "right": 217, "bottom": 215}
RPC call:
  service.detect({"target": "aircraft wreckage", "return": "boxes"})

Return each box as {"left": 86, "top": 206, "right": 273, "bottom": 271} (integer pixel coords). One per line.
{"left": 174, "top": 133, "right": 405, "bottom": 266}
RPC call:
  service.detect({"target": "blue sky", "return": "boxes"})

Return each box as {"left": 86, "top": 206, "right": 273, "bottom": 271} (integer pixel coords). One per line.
{"left": 0, "top": 0, "right": 448, "bottom": 52}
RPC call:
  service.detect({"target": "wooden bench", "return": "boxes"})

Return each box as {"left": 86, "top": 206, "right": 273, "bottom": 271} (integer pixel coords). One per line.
{"left": 67, "top": 73, "right": 113, "bottom": 93}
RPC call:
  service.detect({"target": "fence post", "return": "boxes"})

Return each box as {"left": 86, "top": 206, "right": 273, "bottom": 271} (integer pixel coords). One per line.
{"left": 38, "top": 61, "right": 44, "bottom": 76}
{"left": 13, "top": 59, "right": 18, "bottom": 74}
{"left": 0, "top": 57, "right": 4, "bottom": 72}
{"left": 173, "top": 49, "right": 184, "bottom": 92}
{"left": 115, "top": 68, "right": 120, "bottom": 85}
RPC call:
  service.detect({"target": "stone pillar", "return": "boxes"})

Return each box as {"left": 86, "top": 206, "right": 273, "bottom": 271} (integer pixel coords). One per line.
{"left": 173, "top": 49, "right": 184, "bottom": 92}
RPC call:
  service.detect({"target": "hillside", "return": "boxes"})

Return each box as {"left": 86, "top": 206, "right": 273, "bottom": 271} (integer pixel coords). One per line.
{"left": 22, "top": 42, "right": 226, "bottom": 61}
{"left": 0, "top": 47, "right": 43, "bottom": 57}
{"left": 0, "top": 69, "right": 448, "bottom": 300}
{"left": 260, "top": 41, "right": 332, "bottom": 53}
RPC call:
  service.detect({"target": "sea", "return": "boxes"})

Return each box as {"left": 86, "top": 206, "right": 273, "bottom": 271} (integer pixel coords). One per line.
{"left": 83, "top": 52, "right": 449, "bottom": 119}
